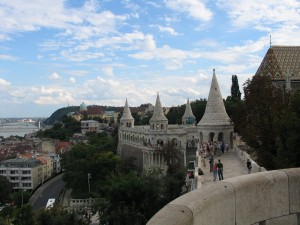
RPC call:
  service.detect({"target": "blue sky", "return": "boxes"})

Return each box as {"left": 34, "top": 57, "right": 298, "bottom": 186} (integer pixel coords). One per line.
{"left": 1, "top": 0, "right": 300, "bottom": 118}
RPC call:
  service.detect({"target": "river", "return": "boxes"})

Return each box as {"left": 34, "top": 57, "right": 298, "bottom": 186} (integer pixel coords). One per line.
{"left": 0, "top": 122, "right": 39, "bottom": 138}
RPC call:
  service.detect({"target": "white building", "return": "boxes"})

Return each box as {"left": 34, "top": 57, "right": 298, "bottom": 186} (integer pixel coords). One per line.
{"left": 0, "top": 158, "right": 42, "bottom": 191}
{"left": 118, "top": 70, "right": 233, "bottom": 171}
{"left": 81, "top": 120, "right": 100, "bottom": 134}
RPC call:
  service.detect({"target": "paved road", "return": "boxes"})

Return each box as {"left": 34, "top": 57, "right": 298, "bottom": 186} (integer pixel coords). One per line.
{"left": 197, "top": 149, "right": 249, "bottom": 188}
{"left": 30, "top": 173, "right": 65, "bottom": 211}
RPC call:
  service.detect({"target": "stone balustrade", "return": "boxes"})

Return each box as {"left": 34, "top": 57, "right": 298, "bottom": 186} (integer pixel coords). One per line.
{"left": 69, "top": 198, "right": 96, "bottom": 211}
{"left": 147, "top": 168, "right": 300, "bottom": 225}
{"left": 233, "top": 144, "right": 266, "bottom": 173}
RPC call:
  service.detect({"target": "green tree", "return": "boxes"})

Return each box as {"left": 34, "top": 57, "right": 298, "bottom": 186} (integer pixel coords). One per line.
{"left": 224, "top": 75, "right": 243, "bottom": 132}
{"left": 191, "top": 99, "right": 207, "bottom": 123}
{"left": 13, "top": 204, "right": 36, "bottom": 225}
{"left": 0, "top": 176, "right": 12, "bottom": 204}
{"left": 230, "top": 75, "right": 242, "bottom": 102}
{"left": 274, "top": 91, "right": 300, "bottom": 168}
{"left": 0, "top": 206, "right": 15, "bottom": 223}
{"left": 94, "top": 170, "right": 164, "bottom": 225}
{"left": 166, "top": 105, "right": 185, "bottom": 124}
{"left": 12, "top": 191, "right": 31, "bottom": 207}
{"left": 155, "top": 141, "right": 184, "bottom": 176}
{"left": 35, "top": 206, "right": 89, "bottom": 225}
{"left": 62, "top": 143, "right": 119, "bottom": 198}
{"left": 44, "top": 106, "right": 79, "bottom": 125}
{"left": 237, "top": 76, "right": 288, "bottom": 169}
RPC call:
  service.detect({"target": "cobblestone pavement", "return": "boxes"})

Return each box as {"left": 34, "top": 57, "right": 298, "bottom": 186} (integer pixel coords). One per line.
{"left": 198, "top": 149, "right": 249, "bottom": 188}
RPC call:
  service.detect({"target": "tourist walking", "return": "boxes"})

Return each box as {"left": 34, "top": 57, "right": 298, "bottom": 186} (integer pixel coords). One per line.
{"left": 216, "top": 159, "right": 224, "bottom": 180}
{"left": 209, "top": 156, "right": 214, "bottom": 172}
{"left": 212, "top": 162, "right": 218, "bottom": 181}
{"left": 246, "top": 159, "right": 252, "bottom": 174}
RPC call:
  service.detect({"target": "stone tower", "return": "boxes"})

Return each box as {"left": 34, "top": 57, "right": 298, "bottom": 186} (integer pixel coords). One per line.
{"left": 182, "top": 98, "right": 196, "bottom": 126}
{"left": 197, "top": 69, "right": 233, "bottom": 147}
{"left": 120, "top": 98, "right": 134, "bottom": 128}
{"left": 149, "top": 93, "right": 168, "bottom": 131}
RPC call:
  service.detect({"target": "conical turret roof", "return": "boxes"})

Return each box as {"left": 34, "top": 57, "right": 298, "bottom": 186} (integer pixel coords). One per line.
{"left": 120, "top": 98, "right": 134, "bottom": 121}
{"left": 182, "top": 98, "right": 195, "bottom": 119}
{"left": 149, "top": 93, "right": 168, "bottom": 122}
{"left": 197, "top": 69, "right": 231, "bottom": 126}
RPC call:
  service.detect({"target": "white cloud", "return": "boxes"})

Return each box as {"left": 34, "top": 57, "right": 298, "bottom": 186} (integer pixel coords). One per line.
{"left": 60, "top": 50, "right": 104, "bottom": 62}
{"left": 0, "top": 54, "right": 17, "bottom": 61}
{"left": 33, "top": 86, "right": 75, "bottom": 105}
{"left": 102, "top": 67, "right": 114, "bottom": 76}
{"left": 164, "top": 0, "right": 213, "bottom": 21}
{"left": 49, "top": 72, "right": 61, "bottom": 79}
{"left": 217, "top": 0, "right": 300, "bottom": 28}
{"left": 0, "top": 0, "right": 127, "bottom": 41}
{"left": 0, "top": 78, "right": 11, "bottom": 86}
{"left": 70, "top": 77, "right": 76, "bottom": 84}
{"left": 158, "top": 26, "right": 180, "bottom": 35}
{"left": 66, "top": 70, "right": 89, "bottom": 77}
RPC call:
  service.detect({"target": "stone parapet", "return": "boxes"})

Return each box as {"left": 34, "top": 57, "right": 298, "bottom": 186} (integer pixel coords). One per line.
{"left": 147, "top": 168, "right": 300, "bottom": 225}
{"left": 233, "top": 144, "right": 266, "bottom": 173}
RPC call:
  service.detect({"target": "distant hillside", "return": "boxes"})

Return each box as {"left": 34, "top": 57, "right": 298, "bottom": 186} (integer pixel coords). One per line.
{"left": 44, "top": 106, "right": 79, "bottom": 125}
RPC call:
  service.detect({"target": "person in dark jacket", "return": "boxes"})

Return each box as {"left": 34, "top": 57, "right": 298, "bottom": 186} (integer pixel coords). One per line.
{"left": 246, "top": 159, "right": 252, "bottom": 174}
{"left": 216, "top": 159, "right": 223, "bottom": 180}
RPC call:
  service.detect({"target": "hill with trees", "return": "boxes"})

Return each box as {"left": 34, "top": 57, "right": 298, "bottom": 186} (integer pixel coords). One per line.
{"left": 44, "top": 106, "right": 79, "bottom": 125}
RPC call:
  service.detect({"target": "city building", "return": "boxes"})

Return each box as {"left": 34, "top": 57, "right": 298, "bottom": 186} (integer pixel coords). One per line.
{"left": 47, "top": 153, "right": 62, "bottom": 174}
{"left": 0, "top": 158, "right": 42, "bottom": 191}
{"left": 118, "top": 70, "right": 233, "bottom": 171}
{"left": 256, "top": 45, "right": 300, "bottom": 92}
{"left": 81, "top": 120, "right": 100, "bottom": 134}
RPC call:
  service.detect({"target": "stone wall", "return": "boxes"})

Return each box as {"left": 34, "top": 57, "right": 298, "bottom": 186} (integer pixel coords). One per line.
{"left": 233, "top": 144, "right": 266, "bottom": 173}
{"left": 119, "top": 143, "right": 143, "bottom": 172}
{"left": 147, "top": 168, "right": 300, "bottom": 225}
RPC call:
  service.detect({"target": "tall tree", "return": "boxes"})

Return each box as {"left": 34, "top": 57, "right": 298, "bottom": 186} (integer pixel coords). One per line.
{"left": 274, "top": 91, "right": 300, "bottom": 168}
{"left": 238, "top": 76, "right": 288, "bottom": 169}
{"left": 230, "top": 75, "right": 241, "bottom": 102}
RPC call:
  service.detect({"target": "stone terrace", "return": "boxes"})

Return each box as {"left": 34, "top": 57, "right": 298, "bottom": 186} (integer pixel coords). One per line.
{"left": 198, "top": 149, "right": 249, "bottom": 188}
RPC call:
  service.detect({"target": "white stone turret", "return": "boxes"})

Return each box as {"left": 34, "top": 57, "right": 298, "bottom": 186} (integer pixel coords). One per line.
{"left": 149, "top": 93, "right": 168, "bottom": 131}
{"left": 120, "top": 98, "right": 134, "bottom": 128}
{"left": 182, "top": 98, "right": 196, "bottom": 126}
{"left": 197, "top": 69, "right": 233, "bottom": 146}
{"left": 198, "top": 69, "right": 231, "bottom": 126}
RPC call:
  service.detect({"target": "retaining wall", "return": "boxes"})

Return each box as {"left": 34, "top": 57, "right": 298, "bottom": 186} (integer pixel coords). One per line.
{"left": 147, "top": 168, "right": 300, "bottom": 225}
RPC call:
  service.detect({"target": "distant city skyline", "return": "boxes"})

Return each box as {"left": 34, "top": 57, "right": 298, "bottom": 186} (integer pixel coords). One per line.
{"left": 1, "top": 0, "right": 300, "bottom": 117}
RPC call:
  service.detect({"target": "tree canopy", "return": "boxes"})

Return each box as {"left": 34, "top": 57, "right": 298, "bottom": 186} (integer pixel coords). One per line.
{"left": 235, "top": 75, "right": 300, "bottom": 169}
{"left": 0, "top": 176, "right": 12, "bottom": 204}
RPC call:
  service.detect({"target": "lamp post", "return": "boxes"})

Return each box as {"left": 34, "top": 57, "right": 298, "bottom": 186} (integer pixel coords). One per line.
{"left": 87, "top": 173, "right": 91, "bottom": 198}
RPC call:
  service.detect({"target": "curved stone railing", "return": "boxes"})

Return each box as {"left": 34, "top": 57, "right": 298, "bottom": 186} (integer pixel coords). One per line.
{"left": 233, "top": 144, "right": 266, "bottom": 173}
{"left": 147, "top": 168, "right": 300, "bottom": 225}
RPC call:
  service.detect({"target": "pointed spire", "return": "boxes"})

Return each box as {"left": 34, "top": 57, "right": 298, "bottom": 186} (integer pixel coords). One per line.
{"left": 197, "top": 69, "right": 231, "bottom": 126}
{"left": 182, "top": 98, "right": 195, "bottom": 126}
{"left": 120, "top": 98, "right": 134, "bottom": 121}
{"left": 149, "top": 93, "right": 168, "bottom": 122}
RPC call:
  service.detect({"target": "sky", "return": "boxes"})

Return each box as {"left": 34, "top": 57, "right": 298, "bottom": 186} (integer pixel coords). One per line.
{"left": 1, "top": 0, "right": 300, "bottom": 118}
